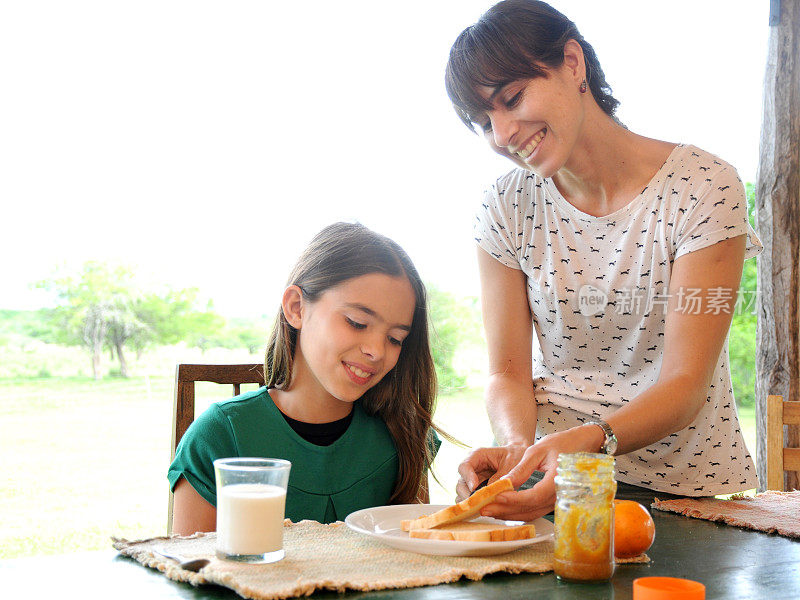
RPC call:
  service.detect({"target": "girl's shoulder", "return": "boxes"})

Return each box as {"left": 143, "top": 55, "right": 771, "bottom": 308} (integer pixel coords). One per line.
{"left": 197, "top": 387, "right": 278, "bottom": 439}
{"left": 214, "top": 386, "right": 272, "bottom": 416}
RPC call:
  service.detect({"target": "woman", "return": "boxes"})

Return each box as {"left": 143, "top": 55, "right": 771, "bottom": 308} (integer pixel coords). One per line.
{"left": 446, "top": 0, "right": 760, "bottom": 521}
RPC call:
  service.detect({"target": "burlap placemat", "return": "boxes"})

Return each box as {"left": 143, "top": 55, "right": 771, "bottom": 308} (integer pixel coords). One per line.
{"left": 113, "top": 520, "right": 648, "bottom": 599}
{"left": 113, "top": 520, "right": 553, "bottom": 599}
{"left": 651, "top": 490, "right": 800, "bottom": 538}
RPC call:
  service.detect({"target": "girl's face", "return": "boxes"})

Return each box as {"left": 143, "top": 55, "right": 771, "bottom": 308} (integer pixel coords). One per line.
{"left": 291, "top": 272, "right": 416, "bottom": 407}
{"left": 474, "top": 60, "right": 584, "bottom": 178}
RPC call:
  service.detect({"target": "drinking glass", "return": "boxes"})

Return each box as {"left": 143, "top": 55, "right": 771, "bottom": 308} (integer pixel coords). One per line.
{"left": 213, "top": 457, "right": 291, "bottom": 563}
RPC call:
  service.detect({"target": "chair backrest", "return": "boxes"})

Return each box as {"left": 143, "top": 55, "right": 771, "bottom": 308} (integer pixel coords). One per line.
{"left": 168, "top": 363, "right": 266, "bottom": 533}
{"left": 766, "top": 394, "right": 800, "bottom": 491}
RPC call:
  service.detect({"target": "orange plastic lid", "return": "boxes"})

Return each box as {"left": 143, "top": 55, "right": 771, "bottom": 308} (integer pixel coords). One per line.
{"left": 633, "top": 577, "right": 705, "bottom": 600}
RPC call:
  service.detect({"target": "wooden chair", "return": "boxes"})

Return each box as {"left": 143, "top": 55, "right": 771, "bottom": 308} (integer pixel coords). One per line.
{"left": 766, "top": 394, "right": 800, "bottom": 491}
{"left": 167, "top": 363, "right": 266, "bottom": 533}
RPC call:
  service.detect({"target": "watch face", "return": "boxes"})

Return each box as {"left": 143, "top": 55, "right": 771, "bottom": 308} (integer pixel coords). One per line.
{"left": 604, "top": 436, "right": 618, "bottom": 456}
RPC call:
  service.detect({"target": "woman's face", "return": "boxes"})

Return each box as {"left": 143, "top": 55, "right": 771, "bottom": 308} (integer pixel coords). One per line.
{"left": 292, "top": 273, "right": 416, "bottom": 406}
{"left": 475, "top": 62, "right": 584, "bottom": 178}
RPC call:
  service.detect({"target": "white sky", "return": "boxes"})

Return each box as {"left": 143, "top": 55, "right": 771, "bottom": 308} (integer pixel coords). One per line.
{"left": 1, "top": 1, "right": 770, "bottom": 317}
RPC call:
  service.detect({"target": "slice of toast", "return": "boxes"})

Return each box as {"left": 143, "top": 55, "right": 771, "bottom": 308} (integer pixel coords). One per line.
{"left": 400, "top": 478, "right": 514, "bottom": 531}
{"left": 408, "top": 521, "right": 535, "bottom": 542}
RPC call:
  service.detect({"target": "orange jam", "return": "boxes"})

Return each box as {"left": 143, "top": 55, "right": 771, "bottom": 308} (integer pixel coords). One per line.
{"left": 553, "top": 452, "right": 616, "bottom": 582}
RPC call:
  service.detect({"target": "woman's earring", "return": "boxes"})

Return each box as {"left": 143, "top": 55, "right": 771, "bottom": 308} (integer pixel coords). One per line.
{"left": 579, "top": 79, "right": 587, "bottom": 94}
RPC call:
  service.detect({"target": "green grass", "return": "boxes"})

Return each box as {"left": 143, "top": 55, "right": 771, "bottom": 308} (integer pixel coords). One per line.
{"left": 1, "top": 375, "right": 174, "bottom": 558}
{"left": 0, "top": 367, "right": 267, "bottom": 559}
{"left": 737, "top": 404, "right": 756, "bottom": 458}
{"left": 0, "top": 374, "right": 490, "bottom": 559}
{"left": 1, "top": 373, "right": 759, "bottom": 559}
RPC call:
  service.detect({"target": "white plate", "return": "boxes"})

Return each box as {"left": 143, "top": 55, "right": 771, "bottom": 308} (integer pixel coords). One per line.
{"left": 345, "top": 504, "right": 553, "bottom": 557}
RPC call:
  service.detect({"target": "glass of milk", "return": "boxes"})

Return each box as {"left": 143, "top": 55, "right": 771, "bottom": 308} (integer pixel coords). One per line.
{"left": 213, "top": 457, "right": 291, "bottom": 563}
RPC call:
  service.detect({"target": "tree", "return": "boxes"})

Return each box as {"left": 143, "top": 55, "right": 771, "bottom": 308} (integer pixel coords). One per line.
{"left": 39, "top": 262, "right": 139, "bottom": 379}
{"left": 105, "top": 297, "right": 148, "bottom": 377}
{"left": 727, "top": 183, "right": 758, "bottom": 407}
{"left": 131, "top": 289, "right": 225, "bottom": 357}
{"left": 427, "top": 285, "right": 483, "bottom": 393}
{"left": 39, "top": 262, "right": 225, "bottom": 379}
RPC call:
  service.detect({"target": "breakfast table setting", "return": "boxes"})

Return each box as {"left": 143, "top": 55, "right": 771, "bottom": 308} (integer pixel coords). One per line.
{"left": 4, "top": 490, "right": 799, "bottom": 600}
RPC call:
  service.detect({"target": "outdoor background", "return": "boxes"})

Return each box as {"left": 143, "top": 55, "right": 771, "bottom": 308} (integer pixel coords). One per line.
{"left": 1, "top": 1, "right": 768, "bottom": 558}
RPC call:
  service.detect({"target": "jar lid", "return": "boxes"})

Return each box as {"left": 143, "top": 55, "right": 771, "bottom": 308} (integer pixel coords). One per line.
{"left": 633, "top": 577, "right": 705, "bottom": 600}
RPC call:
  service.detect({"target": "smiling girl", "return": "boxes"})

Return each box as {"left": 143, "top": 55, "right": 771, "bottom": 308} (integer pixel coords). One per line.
{"left": 169, "top": 222, "right": 443, "bottom": 534}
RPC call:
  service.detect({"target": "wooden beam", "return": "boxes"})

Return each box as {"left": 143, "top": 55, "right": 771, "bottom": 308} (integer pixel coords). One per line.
{"left": 786, "top": 400, "right": 800, "bottom": 424}
{"left": 786, "top": 448, "right": 800, "bottom": 473}
{"left": 767, "top": 395, "right": 784, "bottom": 490}
{"left": 756, "top": 0, "right": 800, "bottom": 492}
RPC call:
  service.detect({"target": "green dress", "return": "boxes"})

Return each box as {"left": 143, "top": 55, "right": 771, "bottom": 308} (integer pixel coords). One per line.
{"left": 168, "top": 387, "right": 399, "bottom": 523}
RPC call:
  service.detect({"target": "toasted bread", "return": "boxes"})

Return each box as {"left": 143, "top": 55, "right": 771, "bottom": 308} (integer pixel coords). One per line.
{"left": 401, "top": 478, "right": 514, "bottom": 531}
{"left": 408, "top": 520, "right": 535, "bottom": 542}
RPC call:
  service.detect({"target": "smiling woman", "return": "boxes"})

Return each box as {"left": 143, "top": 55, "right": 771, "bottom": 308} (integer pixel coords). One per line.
{"left": 445, "top": 0, "right": 620, "bottom": 133}
{"left": 445, "top": 0, "right": 762, "bottom": 521}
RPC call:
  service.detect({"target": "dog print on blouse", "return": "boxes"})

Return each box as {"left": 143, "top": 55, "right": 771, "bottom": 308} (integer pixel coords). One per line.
{"left": 475, "top": 144, "right": 760, "bottom": 496}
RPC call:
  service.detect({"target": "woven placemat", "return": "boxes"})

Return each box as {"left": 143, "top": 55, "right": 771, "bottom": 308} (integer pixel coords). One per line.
{"left": 113, "top": 520, "right": 648, "bottom": 599}
{"left": 113, "top": 520, "right": 555, "bottom": 599}
{"left": 651, "top": 490, "right": 800, "bottom": 538}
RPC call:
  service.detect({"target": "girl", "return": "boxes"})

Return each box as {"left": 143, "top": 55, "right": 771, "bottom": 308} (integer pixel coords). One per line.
{"left": 447, "top": 0, "right": 761, "bottom": 520}
{"left": 169, "top": 222, "right": 443, "bottom": 534}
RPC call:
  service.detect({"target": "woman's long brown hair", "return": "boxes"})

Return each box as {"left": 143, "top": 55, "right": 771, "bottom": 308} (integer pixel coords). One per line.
{"left": 265, "top": 222, "right": 445, "bottom": 504}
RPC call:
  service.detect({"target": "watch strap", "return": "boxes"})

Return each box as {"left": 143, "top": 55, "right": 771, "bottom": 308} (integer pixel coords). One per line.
{"left": 586, "top": 419, "right": 617, "bottom": 455}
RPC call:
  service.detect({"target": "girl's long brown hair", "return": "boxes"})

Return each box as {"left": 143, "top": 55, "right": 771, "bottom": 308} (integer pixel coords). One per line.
{"left": 265, "top": 222, "right": 443, "bottom": 504}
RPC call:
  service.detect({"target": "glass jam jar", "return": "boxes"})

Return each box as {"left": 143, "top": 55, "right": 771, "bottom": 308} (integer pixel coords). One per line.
{"left": 553, "top": 452, "right": 617, "bottom": 582}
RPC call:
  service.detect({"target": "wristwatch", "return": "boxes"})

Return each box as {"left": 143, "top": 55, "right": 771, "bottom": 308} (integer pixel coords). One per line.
{"left": 587, "top": 419, "right": 618, "bottom": 455}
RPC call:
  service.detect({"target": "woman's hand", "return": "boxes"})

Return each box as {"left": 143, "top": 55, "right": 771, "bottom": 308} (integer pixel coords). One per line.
{"left": 455, "top": 443, "right": 528, "bottom": 501}
{"left": 465, "top": 425, "right": 604, "bottom": 522}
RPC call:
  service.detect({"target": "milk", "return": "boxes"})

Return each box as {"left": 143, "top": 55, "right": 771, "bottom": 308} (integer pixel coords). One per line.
{"left": 216, "top": 483, "right": 286, "bottom": 556}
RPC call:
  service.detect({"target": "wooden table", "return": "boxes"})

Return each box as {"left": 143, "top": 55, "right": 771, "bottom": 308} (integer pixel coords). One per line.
{"left": 3, "top": 511, "right": 798, "bottom": 599}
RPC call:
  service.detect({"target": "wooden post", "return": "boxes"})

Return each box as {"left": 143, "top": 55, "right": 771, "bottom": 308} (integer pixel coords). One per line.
{"left": 766, "top": 395, "right": 785, "bottom": 490}
{"left": 755, "top": 0, "right": 800, "bottom": 492}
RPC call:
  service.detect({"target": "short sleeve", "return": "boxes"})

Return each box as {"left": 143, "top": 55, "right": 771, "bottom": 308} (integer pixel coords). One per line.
{"left": 674, "top": 165, "right": 762, "bottom": 261}
{"left": 474, "top": 178, "right": 523, "bottom": 270}
{"left": 167, "top": 403, "right": 238, "bottom": 506}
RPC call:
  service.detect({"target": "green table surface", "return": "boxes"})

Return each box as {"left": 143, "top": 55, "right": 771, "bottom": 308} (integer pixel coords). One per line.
{"left": 3, "top": 511, "right": 799, "bottom": 599}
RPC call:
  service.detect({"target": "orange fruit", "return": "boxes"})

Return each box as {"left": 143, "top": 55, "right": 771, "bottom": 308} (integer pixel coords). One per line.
{"left": 613, "top": 499, "right": 655, "bottom": 558}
